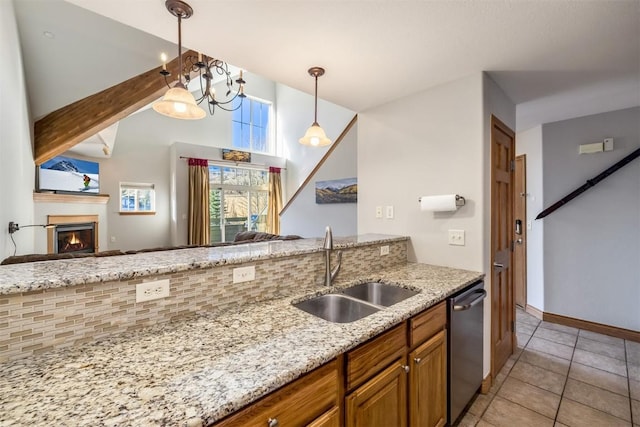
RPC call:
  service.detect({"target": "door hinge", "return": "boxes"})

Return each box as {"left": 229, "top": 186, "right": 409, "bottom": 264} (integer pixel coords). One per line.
{"left": 510, "top": 160, "right": 515, "bottom": 171}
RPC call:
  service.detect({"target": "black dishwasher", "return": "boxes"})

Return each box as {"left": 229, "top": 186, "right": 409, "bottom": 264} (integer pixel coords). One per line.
{"left": 447, "top": 280, "right": 486, "bottom": 424}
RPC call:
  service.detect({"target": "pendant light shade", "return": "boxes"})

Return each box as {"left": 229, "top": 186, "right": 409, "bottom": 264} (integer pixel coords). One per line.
{"left": 153, "top": 82, "right": 206, "bottom": 120}
{"left": 299, "top": 67, "right": 331, "bottom": 147}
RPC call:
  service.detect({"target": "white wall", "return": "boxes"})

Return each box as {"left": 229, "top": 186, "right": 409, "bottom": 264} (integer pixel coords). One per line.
{"left": 280, "top": 124, "right": 357, "bottom": 238}
{"left": 542, "top": 107, "right": 640, "bottom": 331}
{"left": 1, "top": 1, "right": 36, "bottom": 259}
{"left": 275, "top": 83, "right": 355, "bottom": 203}
{"left": 515, "top": 126, "right": 544, "bottom": 310}
{"left": 358, "top": 73, "right": 485, "bottom": 271}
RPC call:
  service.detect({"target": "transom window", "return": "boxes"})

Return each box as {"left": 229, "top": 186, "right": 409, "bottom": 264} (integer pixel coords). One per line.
{"left": 232, "top": 96, "right": 272, "bottom": 154}
{"left": 209, "top": 165, "right": 269, "bottom": 243}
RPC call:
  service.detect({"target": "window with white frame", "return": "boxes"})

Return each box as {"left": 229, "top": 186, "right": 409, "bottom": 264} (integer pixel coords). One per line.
{"left": 119, "top": 182, "right": 156, "bottom": 214}
{"left": 232, "top": 96, "right": 272, "bottom": 154}
{"left": 209, "top": 165, "right": 269, "bottom": 243}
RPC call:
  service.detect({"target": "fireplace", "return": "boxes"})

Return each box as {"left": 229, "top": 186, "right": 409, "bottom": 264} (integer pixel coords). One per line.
{"left": 47, "top": 214, "right": 99, "bottom": 254}
{"left": 55, "top": 223, "right": 96, "bottom": 254}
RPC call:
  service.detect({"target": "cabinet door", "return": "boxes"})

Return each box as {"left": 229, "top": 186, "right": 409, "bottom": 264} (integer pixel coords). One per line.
{"left": 409, "top": 330, "right": 447, "bottom": 427}
{"left": 346, "top": 359, "right": 408, "bottom": 427}
{"left": 307, "top": 406, "right": 340, "bottom": 427}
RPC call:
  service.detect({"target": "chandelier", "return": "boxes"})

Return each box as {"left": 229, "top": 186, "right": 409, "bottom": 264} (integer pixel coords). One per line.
{"left": 153, "top": 0, "right": 246, "bottom": 120}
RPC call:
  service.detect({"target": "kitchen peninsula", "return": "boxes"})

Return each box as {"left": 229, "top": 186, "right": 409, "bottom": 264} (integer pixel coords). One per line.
{"left": 0, "top": 235, "right": 482, "bottom": 426}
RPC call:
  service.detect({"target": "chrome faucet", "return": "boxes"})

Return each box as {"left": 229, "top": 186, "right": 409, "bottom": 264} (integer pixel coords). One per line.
{"left": 323, "top": 226, "right": 342, "bottom": 286}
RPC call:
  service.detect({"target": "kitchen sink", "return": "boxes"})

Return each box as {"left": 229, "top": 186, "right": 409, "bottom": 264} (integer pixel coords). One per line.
{"left": 293, "top": 294, "right": 380, "bottom": 323}
{"left": 342, "top": 282, "right": 420, "bottom": 307}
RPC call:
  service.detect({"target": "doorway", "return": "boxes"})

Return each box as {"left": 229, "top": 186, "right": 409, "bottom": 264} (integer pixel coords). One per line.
{"left": 490, "top": 115, "right": 516, "bottom": 381}
{"left": 514, "top": 155, "right": 527, "bottom": 308}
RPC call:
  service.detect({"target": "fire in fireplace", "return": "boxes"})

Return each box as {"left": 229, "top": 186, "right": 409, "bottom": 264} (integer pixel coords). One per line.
{"left": 55, "top": 223, "right": 96, "bottom": 254}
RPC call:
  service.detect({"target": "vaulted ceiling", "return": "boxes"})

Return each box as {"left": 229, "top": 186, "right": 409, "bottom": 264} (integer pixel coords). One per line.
{"left": 15, "top": 0, "right": 640, "bottom": 152}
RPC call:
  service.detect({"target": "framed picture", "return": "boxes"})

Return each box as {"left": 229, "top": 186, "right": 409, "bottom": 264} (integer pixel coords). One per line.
{"left": 222, "top": 149, "right": 251, "bottom": 163}
{"left": 315, "top": 178, "right": 357, "bottom": 204}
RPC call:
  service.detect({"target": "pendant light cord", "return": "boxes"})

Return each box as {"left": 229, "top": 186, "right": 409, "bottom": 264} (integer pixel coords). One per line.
{"left": 177, "top": 14, "right": 183, "bottom": 87}
{"left": 314, "top": 73, "right": 318, "bottom": 124}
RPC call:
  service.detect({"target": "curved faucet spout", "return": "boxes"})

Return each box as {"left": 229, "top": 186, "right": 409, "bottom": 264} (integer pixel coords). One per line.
{"left": 323, "top": 226, "right": 340, "bottom": 286}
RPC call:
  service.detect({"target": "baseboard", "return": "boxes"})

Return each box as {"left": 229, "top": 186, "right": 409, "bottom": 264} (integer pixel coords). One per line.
{"left": 543, "top": 312, "right": 640, "bottom": 343}
{"left": 481, "top": 374, "right": 492, "bottom": 394}
{"left": 525, "top": 304, "right": 543, "bottom": 320}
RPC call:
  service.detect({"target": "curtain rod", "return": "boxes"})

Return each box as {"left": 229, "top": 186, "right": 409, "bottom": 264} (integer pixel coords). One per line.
{"left": 179, "top": 156, "right": 286, "bottom": 170}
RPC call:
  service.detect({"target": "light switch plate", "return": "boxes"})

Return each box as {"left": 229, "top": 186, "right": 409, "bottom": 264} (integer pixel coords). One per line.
{"left": 375, "top": 206, "right": 383, "bottom": 218}
{"left": 385, "top": 206, "right": 394, "bottom": 219}
{"left": 233, "top": 266, "right": 256, "bottom": 283}
{"left": 448, "top": 229, "right": 465, "bottom": 246}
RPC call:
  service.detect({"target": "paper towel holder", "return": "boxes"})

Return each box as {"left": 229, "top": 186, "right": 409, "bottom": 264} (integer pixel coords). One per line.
{"left": 418, "top": 195, "right": 466, "bottom": 208}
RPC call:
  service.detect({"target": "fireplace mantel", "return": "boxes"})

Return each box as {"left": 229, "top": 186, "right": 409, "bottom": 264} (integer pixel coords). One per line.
{"left": 34, "top": 192, "right": 109, "bottom": 204}
{"left": 47, "top": 214, "right": 99, "bottom": 254}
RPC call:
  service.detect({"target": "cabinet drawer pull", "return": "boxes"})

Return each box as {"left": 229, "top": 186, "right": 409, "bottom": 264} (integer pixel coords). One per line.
{"left": 403, "top": 365, "right": 410, "bottom": 373}
{"left": 414, "top": 357, "right": 422, "bottom": 364}
{"left": 267, "top": 417, "right": 279, "bottom": 427}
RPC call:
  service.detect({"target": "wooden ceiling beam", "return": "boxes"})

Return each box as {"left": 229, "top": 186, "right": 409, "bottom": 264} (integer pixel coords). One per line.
{"left": 34, "top": 50, "right": 198, "bottom": 165}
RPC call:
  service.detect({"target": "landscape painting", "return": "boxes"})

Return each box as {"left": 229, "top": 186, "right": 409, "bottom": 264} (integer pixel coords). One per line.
{"left": 315, "top": 178, "right": 357, "bottom": 204}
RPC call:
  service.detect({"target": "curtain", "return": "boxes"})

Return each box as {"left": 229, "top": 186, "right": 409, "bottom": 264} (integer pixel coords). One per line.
{"left": 267, "top": 166, "right": 283, "bottom": 235}
{"left": 188, "top": 158, "right": 210, "bottom": 245}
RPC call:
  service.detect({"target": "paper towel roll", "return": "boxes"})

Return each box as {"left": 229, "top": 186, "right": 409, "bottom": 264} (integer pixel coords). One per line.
{"left": 420, "top": 194, "right": 459, "bottom": 212}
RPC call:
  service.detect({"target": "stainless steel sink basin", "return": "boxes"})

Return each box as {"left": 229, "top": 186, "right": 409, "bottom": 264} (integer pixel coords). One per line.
{"left": 293, "top": 294, "right": 380, "bottom": 323}
{"left": 342, "top": 282, "right": 419, "bottom": 307}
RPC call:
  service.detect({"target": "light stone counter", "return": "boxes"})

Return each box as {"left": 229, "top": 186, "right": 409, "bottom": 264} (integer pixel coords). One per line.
{"left": 0, "top": 234, "right": 406, "bottom": 295}
{"left": 0, "top": 262, "right": 483, "bottom": 427}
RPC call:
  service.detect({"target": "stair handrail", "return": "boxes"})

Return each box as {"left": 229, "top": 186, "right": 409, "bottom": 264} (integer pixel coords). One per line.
{"left": 536, "top": 147, "right": 640, "bottom": 219}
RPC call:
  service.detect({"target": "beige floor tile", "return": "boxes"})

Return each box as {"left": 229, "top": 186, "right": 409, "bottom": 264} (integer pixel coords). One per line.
{"left": 482, "top": 396, "right": 553, "bottom": 427}
{"left": 497, "top": 376, "right": 561, "bottom": 419}
{"left": 627, "top": 341, "right": 640, "bottom": 366}
{"left": 563, "top": 378, "right": 631, "bottom": 421}
{"left": 517, "top": 311, "right": 541, "bottom": 328}
{"left": 510, "top": 360, "right": 566, "bottom": 395}
{"left": 539, "top": 321, "right": 578, "bottom": 336}
{"left": 569, "top": 362, "right": 629, "bottom": 396}
{"left": 632, "top": 399, "right": 640, "bottom": 426}
{"left": 557, "top": 398, "right": 631, "bottom": 427}
{"left": 579, "top": 329, "right": 625, "bottom": 346}
{"left": 554, "top": 423, "right": 570, "bottom": 427}
{"left": 455, "top": 411, "right": 480, "bottom": 427}
{"left": 631, "top": 379, "right": 640, "bottom": 401}
{"left": 527, "top": 336, "right": 574, "bottom": 360}
{"left": 467, "top": 392, "right": 495, "bottom": 417}
{"left": 576, "top": 336, "right": 626, "bottom": 361}
{"left": 517, "top": 322, "right": 536, "bottom": 336}
{"left": 630, "top": 364, "right": 640, "bottom": 382}
{"left": 476, "top": 421, "right": 497, "bottom": 427}
{"left": 534, "top": 327, "right": 578, "bottom": 347}
{"left": 573, "top": 348, "right": 627, "bottom": 377}
{"left": 520, "top": 348, "right": 571, "bottom": 376}
{"left": 517, "top": 332, "right": 532, "bottom": 349}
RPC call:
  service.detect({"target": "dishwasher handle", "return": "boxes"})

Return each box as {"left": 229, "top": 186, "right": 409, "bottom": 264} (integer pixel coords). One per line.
{"left": 452, "top": 289, "right": 487, "bottom": 311}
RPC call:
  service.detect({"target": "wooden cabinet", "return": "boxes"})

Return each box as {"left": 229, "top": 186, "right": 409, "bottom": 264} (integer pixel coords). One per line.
{"left": 345, "top": 359, "right": 408, "bottom": 427}
{"left": 307, "top": 406, "right": 341, "bottom": 427}
{"left": 409, "top": 329, "right": 447, "bottom": 427}
{"left": 213, "top": 359, "right": 339, "bottom": 427}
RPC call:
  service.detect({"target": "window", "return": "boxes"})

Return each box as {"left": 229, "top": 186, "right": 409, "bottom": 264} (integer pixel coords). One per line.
{"left": 119, "top": 182, "right": 155, "bottom": 214}
{"left": 232, "top": 96, "right": 272, "bottom": 154}
{"left": 209, "top": 165, "right": 268, "bottom": 243}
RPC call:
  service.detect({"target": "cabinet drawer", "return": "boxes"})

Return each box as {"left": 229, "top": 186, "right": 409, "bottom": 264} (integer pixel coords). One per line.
{"left": 346, "top": 323, "right": 407, "bottom": 391}
{"left": 214, "top": 359, "right": 338, "bottom": 427}
{"left": 409, "top": 301, "right": 446, "bottom": 348}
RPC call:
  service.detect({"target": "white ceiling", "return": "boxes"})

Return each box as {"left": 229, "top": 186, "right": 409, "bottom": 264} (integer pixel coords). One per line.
{"left": 15, "top": 0, "right": 640, "bottom": 138}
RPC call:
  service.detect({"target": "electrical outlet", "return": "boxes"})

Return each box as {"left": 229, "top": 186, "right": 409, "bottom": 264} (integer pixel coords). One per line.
{"left": 375, "top": 206, "right": 383, "bottom": 218}
{"left": 448, "top": 229, "right": 465, "bottom": 246}
{"left": 380, "top": 245, "right": 390, "bottom": 256}
{"left": 233, "top": 266, "right": 255, "bottom": 283}
{"left": 136, "top": 279, "right": 170, "bottom": 303}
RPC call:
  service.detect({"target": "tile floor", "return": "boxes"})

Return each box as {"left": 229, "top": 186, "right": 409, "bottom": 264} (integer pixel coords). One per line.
{"left": 456, "top": 308, "right": 640, "bottom": 427}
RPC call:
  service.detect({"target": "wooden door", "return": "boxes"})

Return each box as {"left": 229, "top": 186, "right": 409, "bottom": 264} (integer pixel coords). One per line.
{"left": 409, "top": 330, "right": 447, "bottom": 427}
{"left": 490, "top": 115, "right": 515, "bottom": 379}
{"left": 346, "top": 360, "right": 408, "bottom": 427}
{"left": 308, "top": 406, "right": 341, "bottom": 427}
{"left": 514, "top": 155, "right": 527, "bottom": 308}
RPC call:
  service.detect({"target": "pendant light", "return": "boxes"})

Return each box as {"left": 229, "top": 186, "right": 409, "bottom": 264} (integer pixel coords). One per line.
{"left": 299, "top": 67, "right": 331, "bottom": 147}
{"left": 153, "top": 0, "right": 206, "bottom": 120}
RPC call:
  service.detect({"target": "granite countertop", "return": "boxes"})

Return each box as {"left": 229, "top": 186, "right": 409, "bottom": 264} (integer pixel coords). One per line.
{"left": 0, "top": 234, "right": 407, "bottom": 295}
{"left": 0, "top": 262, "right": 483, "bottom": 427}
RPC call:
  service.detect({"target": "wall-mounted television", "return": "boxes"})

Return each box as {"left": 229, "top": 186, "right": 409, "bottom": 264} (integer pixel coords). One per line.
{"left": 37, "top": 155, "right": 100, "bottom": 194}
